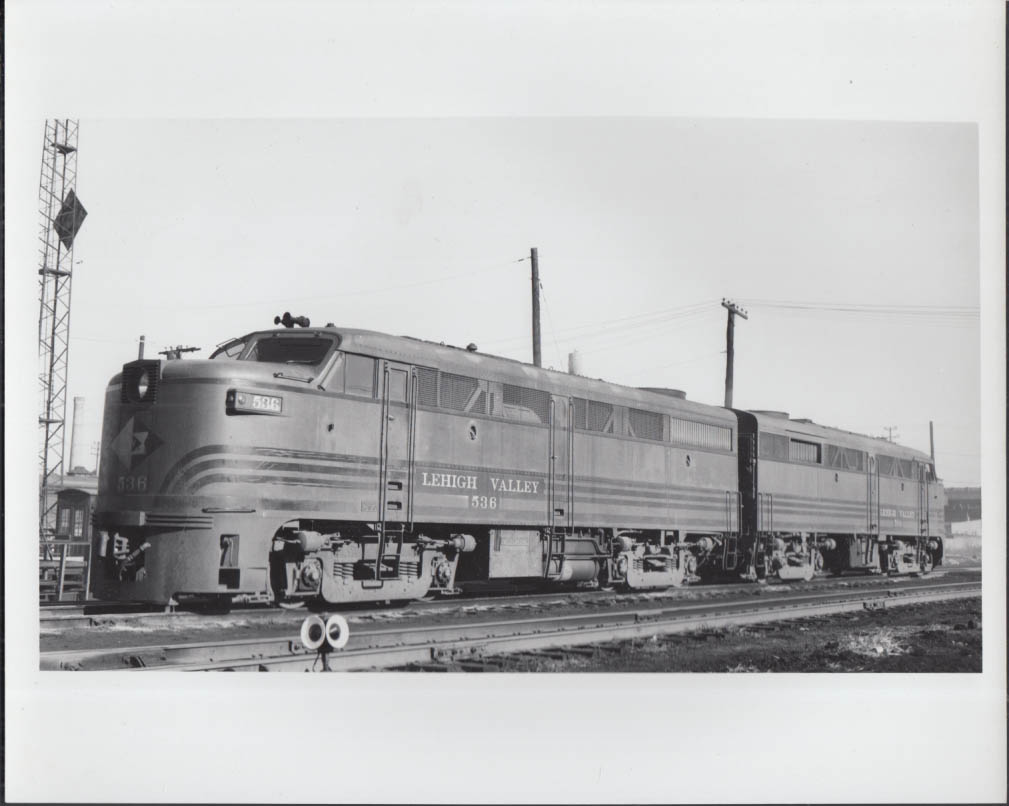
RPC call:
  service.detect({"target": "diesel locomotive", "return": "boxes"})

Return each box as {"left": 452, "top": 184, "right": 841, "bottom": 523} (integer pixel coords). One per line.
{"left": 89, "top": 316, "right": 945, "bottom": 606}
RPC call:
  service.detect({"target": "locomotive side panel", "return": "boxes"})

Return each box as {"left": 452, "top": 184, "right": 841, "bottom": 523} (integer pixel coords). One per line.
{"left": 410, "top": 409, "right": 549, "bottom": 525}
{"left": 407, "top": 406, "right": 738, "bottom": 533}
{"left": 814, "top": 466, "right": 869, "bottom": 533}
{"left": 876, "top": 459, "right": 923, "bottom": 540}
{"left": 751, "top": 424, "right": 870, "bottom": 536}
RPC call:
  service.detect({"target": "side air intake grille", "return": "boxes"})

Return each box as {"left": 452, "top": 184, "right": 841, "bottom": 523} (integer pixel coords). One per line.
{"left": 669, "top": 417, "right": 733, "bottom": 451}
{"left": 416, "top": 367, "right": 438, "bottom": 407}
{"left": 503, "top": 384, "right": 551, "bottom": 424}
{"left": 587, "top": 401, "right": 614, "bottom": 433}
{"left": 628, "top": 408, "right": 664, "bottom": 441}
{"left": 573, "top": 398, "right": 615, "bottom": 433}
{"left": 441, "top": 373, "right": 482, "bottom": 412}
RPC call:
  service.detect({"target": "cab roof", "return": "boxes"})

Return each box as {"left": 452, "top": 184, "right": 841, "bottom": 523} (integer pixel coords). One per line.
{"left": 742, "top": 409, "right": 932, "bottom": 464}
{"left": 234, "top": 325, "right": 736, "bottom": 426}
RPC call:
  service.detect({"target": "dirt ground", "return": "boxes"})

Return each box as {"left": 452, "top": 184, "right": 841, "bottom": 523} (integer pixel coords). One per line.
{"left": 942, "top": 536, "right": 982, "bottom": 568}
{"left": 489, "top": 597, "right": 982, "bottom": 672}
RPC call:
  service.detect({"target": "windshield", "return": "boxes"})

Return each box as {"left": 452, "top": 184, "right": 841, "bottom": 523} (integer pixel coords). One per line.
{"left": 245, "top": 335, "right": 336, "bottom": 366}
{"left": 210, "top": 333, "right": 338, "bottom": 366}
{"left": 210, "top": 338, "right": 248, "bottom": 360}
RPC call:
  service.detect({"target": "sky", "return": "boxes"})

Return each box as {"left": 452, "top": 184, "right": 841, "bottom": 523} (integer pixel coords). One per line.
{"left": 4, "top": 2, "right": 1005, "bottom": 804}
{"left": 61, "top": 116, "right": 980, "bottom": 482}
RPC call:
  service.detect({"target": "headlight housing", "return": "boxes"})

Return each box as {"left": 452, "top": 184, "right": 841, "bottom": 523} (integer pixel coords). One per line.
{"left": 120, "top": 360, "right": 161, "bottom": 404}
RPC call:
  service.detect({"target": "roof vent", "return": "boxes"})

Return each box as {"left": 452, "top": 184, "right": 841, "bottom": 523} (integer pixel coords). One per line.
{"left": 751, "top": 410, "right": 789, "bottom": 419}
{"left": 791, "top": 417, "right": 814, "bottom": 424}
{"left": 639, "top": 387, "right": 687, "bottom": 400}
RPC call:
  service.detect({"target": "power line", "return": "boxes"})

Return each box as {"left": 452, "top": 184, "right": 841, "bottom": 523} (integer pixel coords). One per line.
{"left": 573, "top": 307, "right": 719, "bottom": 358}
{"left": 744, "top": 297, "right": 978, "bottom": 312}
{"left": 740, "top": 298, "right": 979, "bottom": 324}
{"left": 480, "top": 299, "right": 719, "bottom": 350}
{"left": 537, "top": 280, "right": 565, "bottom": 370}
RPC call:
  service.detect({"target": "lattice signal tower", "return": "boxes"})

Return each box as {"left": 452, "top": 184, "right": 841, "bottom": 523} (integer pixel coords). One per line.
{"left": 38, "top": 119, "right": 87, "bottom": 555}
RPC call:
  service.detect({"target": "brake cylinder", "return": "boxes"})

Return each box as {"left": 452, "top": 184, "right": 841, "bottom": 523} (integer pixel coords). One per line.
{"left": 295, "top": 530, "right": 325, "bottom": 552}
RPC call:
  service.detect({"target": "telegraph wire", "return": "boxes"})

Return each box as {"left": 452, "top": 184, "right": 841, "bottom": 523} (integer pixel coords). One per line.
{"left": 537, "top": 281, "right": 566, "bottom": 370}
{"left": 740, "top": 298, "right": 979, "bottom": 324}
{"left": 480, "top": 299, "right": 720, "bottom": 350}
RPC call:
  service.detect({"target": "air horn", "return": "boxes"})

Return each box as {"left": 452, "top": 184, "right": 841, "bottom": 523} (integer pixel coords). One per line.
{"left": 275, "top": 312, "right": 311, "bottom": 328}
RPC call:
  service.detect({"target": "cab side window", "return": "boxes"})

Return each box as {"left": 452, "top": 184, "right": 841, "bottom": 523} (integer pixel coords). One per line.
{"left": 387, "top": 369, "right": 408, "bottom": 402}
{"left": 345, "top": 354, "right": 376, "bottom": 397}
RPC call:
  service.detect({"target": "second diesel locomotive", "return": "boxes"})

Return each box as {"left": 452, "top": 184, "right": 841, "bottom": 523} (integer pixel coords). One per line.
{"left": 89, "top": 318, "right": 944, "bottom": 606}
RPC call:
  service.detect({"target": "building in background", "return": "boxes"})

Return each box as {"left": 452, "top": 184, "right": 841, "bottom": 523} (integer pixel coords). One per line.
{"left": 944, "top": 486, "right": 981, "bottom": 537}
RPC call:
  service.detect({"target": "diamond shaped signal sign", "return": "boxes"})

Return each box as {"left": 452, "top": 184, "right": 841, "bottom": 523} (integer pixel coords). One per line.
{"left": 53, "top": 189, "right": 87, "bottom": 249}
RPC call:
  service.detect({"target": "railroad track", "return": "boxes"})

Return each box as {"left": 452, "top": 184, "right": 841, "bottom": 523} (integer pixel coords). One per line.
{"left": 40, "top": 578, "right": 981, "bottom": 672}
{"left": 39, "top": 566, "right": 976, "bottom": 633}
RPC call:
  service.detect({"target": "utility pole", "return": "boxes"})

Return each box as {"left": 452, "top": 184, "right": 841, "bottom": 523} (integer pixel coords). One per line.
{"left": 883, "top": 426, "right": 899, "bottom": 443}
{"left": 929, "top": 421, "right": 935, "bottom": 463}
{"left": 530, "top": 247, "right": 542, "bottom": 367}
{"left": 721, "top": 298, "right": 748, "bottom": 409}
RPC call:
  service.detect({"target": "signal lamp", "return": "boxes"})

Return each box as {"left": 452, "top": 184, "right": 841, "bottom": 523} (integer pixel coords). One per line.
{"left": 324, "top": 614, "right": 350, "bottom": 650}
{"left": 300, "top": 614, "right": 326, "bottom": 651}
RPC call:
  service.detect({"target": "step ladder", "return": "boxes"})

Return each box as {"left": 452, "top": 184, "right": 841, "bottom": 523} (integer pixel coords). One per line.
{"left": 364, "top": 525, "right": 407, "bottom": 586}
{"left": 39, "top": 540, "right": 92, "bottom": 602}
{"left": 723, "top": 535, "right": 739, "bottom": 571}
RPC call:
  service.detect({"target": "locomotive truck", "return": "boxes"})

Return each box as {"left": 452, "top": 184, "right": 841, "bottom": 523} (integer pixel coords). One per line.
{"left": 89, "top": 317, "right": 944, "bottom": 606}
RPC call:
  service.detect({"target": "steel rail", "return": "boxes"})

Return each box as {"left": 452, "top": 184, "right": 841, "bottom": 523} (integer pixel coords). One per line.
{"left": 39, "top": 566, "right": 972, "bottom": 630}
{"left": 40, "top": 580, "right": 980, "bottom": 671}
